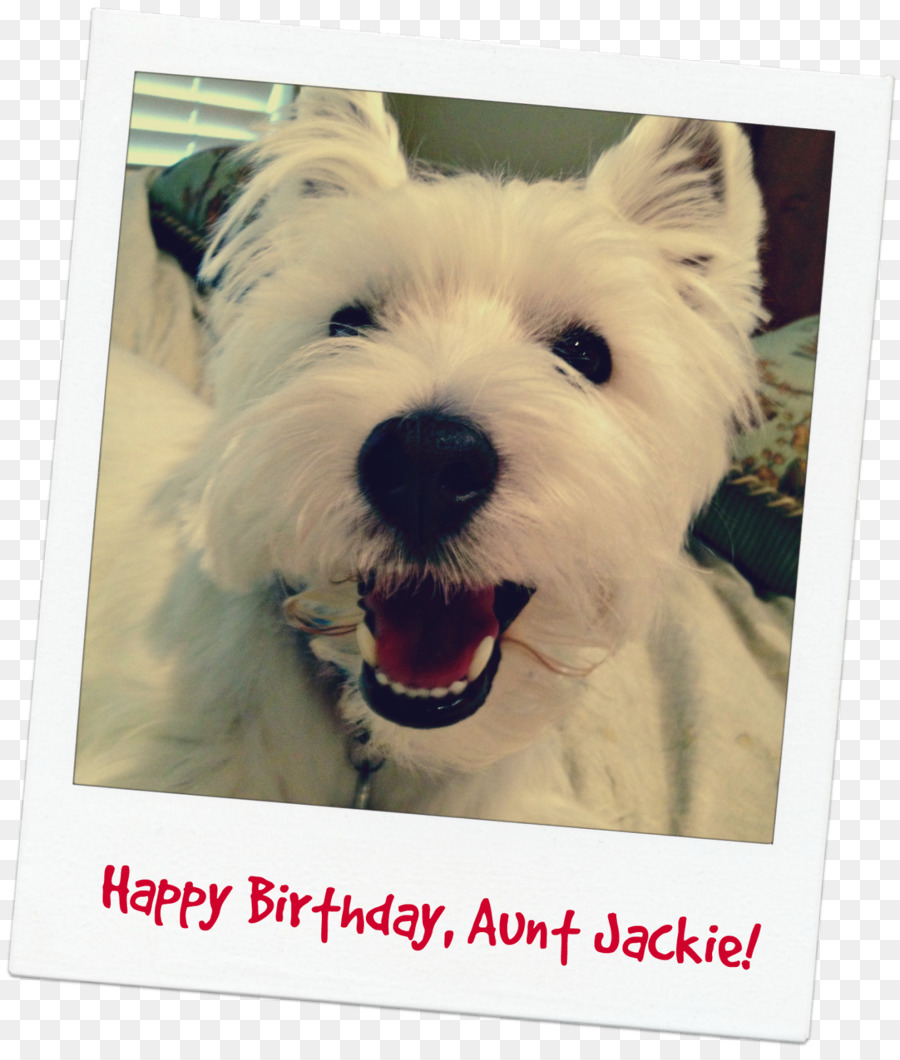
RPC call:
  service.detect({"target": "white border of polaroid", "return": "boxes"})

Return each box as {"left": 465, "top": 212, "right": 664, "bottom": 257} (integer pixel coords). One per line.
{"left": 8, "top": 10, "right": 892, "bottom": 1043}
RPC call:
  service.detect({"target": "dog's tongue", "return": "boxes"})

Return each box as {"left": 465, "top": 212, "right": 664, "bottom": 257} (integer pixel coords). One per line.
{"left": 364, "top": 578, "right": 498, "bottom": 688}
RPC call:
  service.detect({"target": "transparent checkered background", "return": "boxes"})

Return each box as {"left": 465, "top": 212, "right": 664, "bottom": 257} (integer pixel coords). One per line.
{"left": 2, "top": 1, "right": 896, "bottom": 1055}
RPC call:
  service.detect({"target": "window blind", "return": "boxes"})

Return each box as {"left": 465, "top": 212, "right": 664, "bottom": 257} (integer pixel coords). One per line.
{"left": 127, "top": 73, "right": 296, "bottom": 167}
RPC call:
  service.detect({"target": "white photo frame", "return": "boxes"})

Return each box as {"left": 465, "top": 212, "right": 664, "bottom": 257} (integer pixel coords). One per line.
{"left": 8, "top": 9, "right": 892, "bottom": 1042}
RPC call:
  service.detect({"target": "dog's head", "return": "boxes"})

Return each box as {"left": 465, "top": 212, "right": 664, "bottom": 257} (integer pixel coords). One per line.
{"left": 181, "top": 89, "right": 764, "bottom": 770}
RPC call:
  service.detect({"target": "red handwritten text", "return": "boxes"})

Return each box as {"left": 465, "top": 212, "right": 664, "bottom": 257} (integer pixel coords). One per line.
{"left": 593, "top": 912, "right": 761, "bottom": 969}
{"left": 248, "top": 876, "right": 446, "bottom": 952}
{"left": 467, "top": 897, "right": 580, "bottom": 966}
{"left": 102, "top": 864, "right": 232, "bottom": 930}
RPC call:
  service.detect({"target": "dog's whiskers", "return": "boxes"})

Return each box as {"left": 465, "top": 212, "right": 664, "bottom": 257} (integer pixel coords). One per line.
{"left": 284, "top": 615, "right": 359, "bottom": 637}
{"left": 501, "top": 634, "right": 607, "bottom": 679}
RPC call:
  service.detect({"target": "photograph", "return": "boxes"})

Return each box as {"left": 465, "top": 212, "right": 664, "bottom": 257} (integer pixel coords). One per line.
{"left": 8, "top": 11, "right": 891, "bottom": 1041}
{"left": 72, "top": 77, "right": 831, "bottom": 843}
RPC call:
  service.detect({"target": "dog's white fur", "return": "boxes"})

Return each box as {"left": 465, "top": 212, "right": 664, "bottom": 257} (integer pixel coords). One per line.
{"left": 77, "top": 90, "right": 787, "bottom": 840}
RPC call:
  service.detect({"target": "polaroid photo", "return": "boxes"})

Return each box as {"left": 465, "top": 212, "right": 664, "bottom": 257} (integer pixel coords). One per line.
{"left": 8, "top": 9, "right": 892, "bottom": 1042}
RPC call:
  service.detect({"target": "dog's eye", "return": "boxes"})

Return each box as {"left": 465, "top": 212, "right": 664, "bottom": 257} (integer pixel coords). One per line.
{"left": 552, "top": 327, "right": 613, "bottom": 385}
{"left": 329, "top": 304, "right": 375, "bottom": 337}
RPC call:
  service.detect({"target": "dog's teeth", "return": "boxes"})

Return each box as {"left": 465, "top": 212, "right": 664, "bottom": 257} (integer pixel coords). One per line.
{"left": 376, "top": 671, "right": 470, "bottom": 700}
{"left": 467, "top": 636, "right": 495, "bottom": 681}
{"left": 356, "top": 622, "right": 377, "bottom": 666}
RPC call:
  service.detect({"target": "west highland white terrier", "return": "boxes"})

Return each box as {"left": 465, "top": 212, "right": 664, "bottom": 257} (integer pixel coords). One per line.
{"left": 77, "top": 89, "right": 787, "bottom": 841}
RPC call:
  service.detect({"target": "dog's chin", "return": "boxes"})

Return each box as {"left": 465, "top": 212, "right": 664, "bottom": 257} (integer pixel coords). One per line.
{"left": 356, "top": 577, "right": 533, "bottom": 730}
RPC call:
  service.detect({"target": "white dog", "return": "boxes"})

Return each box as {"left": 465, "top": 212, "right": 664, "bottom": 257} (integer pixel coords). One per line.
{"left": 77, "top": 89, "right": 788, "bottom": 841}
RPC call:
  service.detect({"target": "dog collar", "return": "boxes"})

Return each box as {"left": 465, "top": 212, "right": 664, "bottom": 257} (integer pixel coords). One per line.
{"left": 272, "top": 577, "right": 386, "bottom": 810}
{"left": 347, "top": 723, "right": 386, "bottom": 810}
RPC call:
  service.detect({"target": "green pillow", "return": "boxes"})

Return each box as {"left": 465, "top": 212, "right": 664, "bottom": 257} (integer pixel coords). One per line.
{"left": 147, "top": 145, "right": 247, "bottom": 279}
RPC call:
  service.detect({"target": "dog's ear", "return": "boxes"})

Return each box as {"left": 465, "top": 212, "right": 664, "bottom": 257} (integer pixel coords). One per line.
{"left": 201, "top": 88, "right": 409, "bottom": 296}
{"left": 246, "top": 87, "right": 409, "bottom": 198}
{"left": 587, "top": 116, "right": 765, "bottom": 333}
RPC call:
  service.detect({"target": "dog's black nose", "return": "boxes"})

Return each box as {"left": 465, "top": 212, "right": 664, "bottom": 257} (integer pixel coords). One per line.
{"left": 357, "top": 411, "right": 499, "bottom": 556}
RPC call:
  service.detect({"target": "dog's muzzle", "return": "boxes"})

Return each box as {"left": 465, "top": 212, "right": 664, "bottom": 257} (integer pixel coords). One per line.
{"left": 352, "top": 409, "right": 531, "bottom": 728}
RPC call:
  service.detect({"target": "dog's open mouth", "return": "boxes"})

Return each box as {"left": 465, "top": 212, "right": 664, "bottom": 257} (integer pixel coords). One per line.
{"left": 356, "top": 576, "right": 533, "bottom": 729}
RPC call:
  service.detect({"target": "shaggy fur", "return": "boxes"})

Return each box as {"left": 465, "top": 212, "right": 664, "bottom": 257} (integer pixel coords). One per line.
{"left": 76, "top": 90, "right": 787, "bottom": 839}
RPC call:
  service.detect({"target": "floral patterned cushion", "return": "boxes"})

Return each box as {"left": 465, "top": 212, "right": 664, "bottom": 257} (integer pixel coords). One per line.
{"left": 738, "top": 315, "right": 816, "bottom": 498}
{"left": 146, "top": 146, "right": 248, "bottom": 280}
{"left": 692, "top": 316, "right": 817, "bottom": 597}
{"left": 146, "top": 149, "right": 815, "bottom": 598}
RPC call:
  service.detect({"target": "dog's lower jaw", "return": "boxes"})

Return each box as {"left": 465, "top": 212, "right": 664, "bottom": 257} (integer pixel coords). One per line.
{"left": 358, "top": 637, "right": 501, "bottom": 729}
